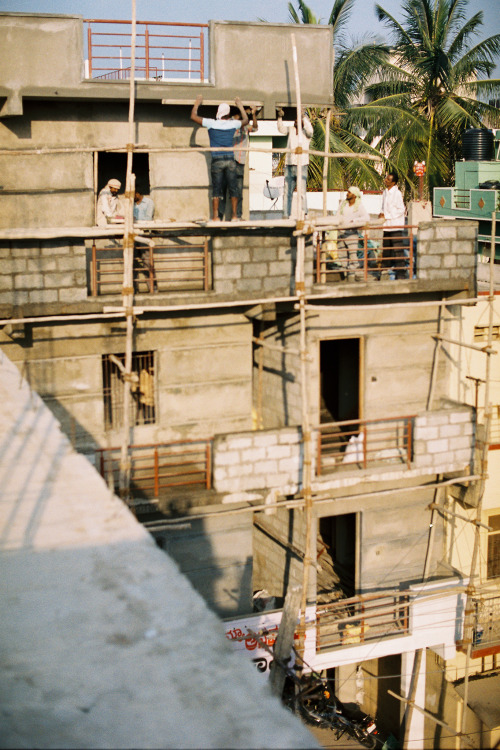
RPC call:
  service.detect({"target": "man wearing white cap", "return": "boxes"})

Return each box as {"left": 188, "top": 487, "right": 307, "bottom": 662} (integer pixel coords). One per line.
{"left": 191, "top": 95, "right": 248, "bottom": 221}
{"left": 96, "top": 178, "right": 122, "bottom": 226}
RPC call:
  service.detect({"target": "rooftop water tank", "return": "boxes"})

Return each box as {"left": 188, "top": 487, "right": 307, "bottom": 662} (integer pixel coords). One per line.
{"left": 462, "top": 128, "right": 494, "bottom": 161}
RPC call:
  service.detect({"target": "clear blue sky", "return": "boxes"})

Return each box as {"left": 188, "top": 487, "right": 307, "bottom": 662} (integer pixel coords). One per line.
{"left": 3, "top": 0, "right": 499, "bottom": 73}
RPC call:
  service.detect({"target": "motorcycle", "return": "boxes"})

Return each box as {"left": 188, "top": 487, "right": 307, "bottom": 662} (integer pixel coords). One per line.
{"left": 283, "top": 671, "right": 379, "bottom": 749}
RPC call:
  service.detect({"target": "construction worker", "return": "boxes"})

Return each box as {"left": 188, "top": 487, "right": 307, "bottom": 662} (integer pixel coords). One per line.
{"left": 96, "top": 178, "right": 122, "bottom": 226}
{"left": 190, "top": 95, "right": 248, "bottom": 221}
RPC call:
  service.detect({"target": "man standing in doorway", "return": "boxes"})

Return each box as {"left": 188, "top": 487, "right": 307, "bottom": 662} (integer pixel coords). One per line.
{"left": 190, "top": 95, "right": 248, "bottom": 221}
{"left": 379, "top": 172, "right": 407, "bottom": 279}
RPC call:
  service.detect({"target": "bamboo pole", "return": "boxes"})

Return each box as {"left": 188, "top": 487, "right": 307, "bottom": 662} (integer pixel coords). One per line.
{"left": 322, "top": 108, "right": 332, "bottom": 217}
{"left": 290, "top": 33, "right": 314, "bottom": 669}
{"left": 118, "top": 0, "right": 137, "bottom": 504}
{"left": 459, "top": 214, "right": 496, "bottom": 749}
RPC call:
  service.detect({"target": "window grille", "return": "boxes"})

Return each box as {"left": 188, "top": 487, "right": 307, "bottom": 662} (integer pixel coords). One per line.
{"left": 487, "top": 514, "right": 500, "bottom": 579}
{"left": 102, "top": 351, "right": 156, "bottom": 430}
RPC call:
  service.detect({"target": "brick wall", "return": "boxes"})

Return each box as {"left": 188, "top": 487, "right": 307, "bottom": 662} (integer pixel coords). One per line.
{"left": 0, "top": 240, "right": 87, "bottom": 306}
{"left": 213, "top": 427, "right": 302, "bottom": 494}
{"left": 212, "top": 234, "right": 314, "bottom": 298}
{"left": 416, "top": 220, "right": 476, "bottom": 285}
{"left": 413, "top": 405, "right": 475, "bottom": 472}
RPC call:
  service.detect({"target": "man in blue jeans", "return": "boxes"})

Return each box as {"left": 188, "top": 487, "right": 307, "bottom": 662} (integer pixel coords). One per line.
{"left": 191, "top": 95, "right": 248, "bottom": 221}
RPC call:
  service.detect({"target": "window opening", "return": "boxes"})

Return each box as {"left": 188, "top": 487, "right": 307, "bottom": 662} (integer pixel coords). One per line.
{"left": 96, "top": 152, "right": 150, "bottom": 197}
{"left": 102, "top": 350, "right": 156, "bottom": 430}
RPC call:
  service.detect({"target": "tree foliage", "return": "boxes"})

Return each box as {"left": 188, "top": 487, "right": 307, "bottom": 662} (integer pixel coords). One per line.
{"left": 352, "top": 0, "right": 500, "bottom": 192}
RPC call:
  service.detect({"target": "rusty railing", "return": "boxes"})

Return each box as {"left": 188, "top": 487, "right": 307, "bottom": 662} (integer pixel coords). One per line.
{"left": 96, "top": 439, "right": 212, "bottom": 497}
{"left": 316, "top": 225, "right": 416, "bottom": 284}
{"left": 316, "top": 591, "right": 410, "bottom": 652}
{"left": 317, "top": 415, "right": 414, "bottom": 475}
{"left": 90, "top": 238, "right": 210, "bottom": 296}
{"left": 85, "top": 19, "right": 208, "bottom": 81}
{"left": 458, "top": 591, "right": 500, "bottom": 658}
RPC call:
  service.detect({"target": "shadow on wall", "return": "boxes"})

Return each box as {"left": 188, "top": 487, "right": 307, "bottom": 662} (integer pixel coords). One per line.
{"left": 156, "top": 514, "right": 254, "bottom": 619}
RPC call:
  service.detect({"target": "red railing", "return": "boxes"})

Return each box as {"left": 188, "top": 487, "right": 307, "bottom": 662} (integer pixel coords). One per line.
{"left": 317, "top": 415, "right": 414, "bottom": 475}
{"left": 96, "top": 439, "right": 212, "bottom": 497}
{"left": 85, "top": 19, "right": 208, "bottom": 81}
{"left": 316, "top": 225, "right": 416, "bottom": 283}
{"left": 316, "top": 591, "right": 410, "bottom": 651}
{"left": 90, "top": 239, "right": 210, "bottom": 296}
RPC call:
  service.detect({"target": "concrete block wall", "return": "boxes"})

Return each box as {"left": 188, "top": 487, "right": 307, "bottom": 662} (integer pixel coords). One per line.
{"left": 252, "top": 507, "right": 306, "bottom": 601}
{"left": 212, "top": 234, "right": 314, "bottom": 298}
{"left": 414, "top": 405, "right": 475, "bottom": 472}
{"left": 0, "top": 240, "right": 87, "bottom": 306}
{"left": 417, "top": 220, "right": 476, "bottom": 285}
{"left": 213, "top": 427, "right": 302, "bottom": 494}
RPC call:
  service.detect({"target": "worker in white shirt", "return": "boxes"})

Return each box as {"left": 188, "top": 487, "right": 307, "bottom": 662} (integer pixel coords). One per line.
{"left": 96, "top": 178, "right": 122, "bottom": 226}
{"left": 277, "top": 108, "right": 313, "bottom": 218}
{"left": 379, "top": 172, "right": 407, "bottom": 279}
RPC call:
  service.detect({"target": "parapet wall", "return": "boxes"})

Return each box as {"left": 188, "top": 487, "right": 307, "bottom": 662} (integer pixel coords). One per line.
{"left": 417, "top": 220, "right": 477, "bottom": 288}
{"left": 213, "top": 405, "right": 475, "bottom": 496}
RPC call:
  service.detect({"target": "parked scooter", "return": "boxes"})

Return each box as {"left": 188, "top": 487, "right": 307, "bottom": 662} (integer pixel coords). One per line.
{"left": 283, "top": 670, "right": 379, "bottom": 748}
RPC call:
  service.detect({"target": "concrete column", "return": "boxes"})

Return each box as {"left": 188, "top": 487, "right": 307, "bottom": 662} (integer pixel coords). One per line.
{"left": 401, "top": 649, "right": 426, "bottom": 749}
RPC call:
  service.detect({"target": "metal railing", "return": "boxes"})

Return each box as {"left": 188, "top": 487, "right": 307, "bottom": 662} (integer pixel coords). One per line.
{"left": 96, "top": 439, "right": 212, "bottom": 497}
{"left": 317, "top": 415, "right": 414, "bottom": 475}
{"left": 316, "top": 225, "right": 416, "bottom": 284}
{"left": 90, "top": 238, "right": 210, "bottom": 296}
{"left": 459, "top": 591, "right": 500, "bottom": 657}
{"left": 316, "top": 591, "right": 410, "bottom": 651}
{"left": 85, "top": 19, "right": 208, "bottom": 81}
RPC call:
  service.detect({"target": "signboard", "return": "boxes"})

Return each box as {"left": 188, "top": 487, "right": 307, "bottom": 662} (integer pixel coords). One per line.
{"left": 224, "top": 606, "right": 317, "bottom": 676}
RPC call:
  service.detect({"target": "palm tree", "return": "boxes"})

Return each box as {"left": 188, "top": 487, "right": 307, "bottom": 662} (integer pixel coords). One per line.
{"left": 352, "top": 0, "right": 500, "bottom": 193}
{"left": 287, "top": 0, "right": 390, "bottom": 191}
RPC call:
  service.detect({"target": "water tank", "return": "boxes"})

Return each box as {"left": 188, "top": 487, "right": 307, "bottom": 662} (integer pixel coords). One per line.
{"left": 462, "top": 128, "right": 494, "bottom": 161}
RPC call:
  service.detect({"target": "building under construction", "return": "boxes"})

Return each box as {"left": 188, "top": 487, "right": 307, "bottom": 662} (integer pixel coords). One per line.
{"left": 0, "top": 11, "right": 499, "bottom": 749}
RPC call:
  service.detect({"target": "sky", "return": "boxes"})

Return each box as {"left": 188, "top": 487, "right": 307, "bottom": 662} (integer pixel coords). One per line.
{"left": 2, "top": 0, "right": 499, "bottom": 42}
{"left": 2, "top": 0, "right": 499, "bottom": 73}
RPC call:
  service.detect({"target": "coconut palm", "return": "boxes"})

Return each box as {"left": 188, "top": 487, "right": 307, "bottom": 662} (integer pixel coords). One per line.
{"left": 287, "top": 0, "right": 390, "bottom": 191}
{"left": 352, "top": 0, "right": 500, "bottom": 193}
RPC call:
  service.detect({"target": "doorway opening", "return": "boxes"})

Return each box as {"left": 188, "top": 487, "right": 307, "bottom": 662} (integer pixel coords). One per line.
{"left": 320, "top": 338, "right": 360, "bottom": 424}
{"left": 317, "top": 513, "right": 357, "bottom": 601}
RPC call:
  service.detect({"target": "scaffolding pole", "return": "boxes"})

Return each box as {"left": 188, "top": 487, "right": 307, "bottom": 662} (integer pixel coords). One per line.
{"left": 118, "top": 0, "right": 137, "bottom": 504}
{"left": 459, "top": 213, "right": 496, "bottom": 749}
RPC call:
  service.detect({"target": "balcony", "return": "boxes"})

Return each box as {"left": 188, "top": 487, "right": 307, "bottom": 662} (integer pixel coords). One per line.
{"left": 90, "top": 237, "right": 210, "bottom": 296}
{"left": 457, "top": 589, "right": 500, "bottom": 658}
{"left": 315, "top": 225, "right": 416, "bottom": 283}
{"left": 316, "top": 591, "right": 410, "bottom": 652}
{"left": 84, "top": 20, "right": 208, "bottom": 82}
{"left": 96, "top": 439, "right": 212, "bottom": 498}
{"left": 317, "top": 415, "right": 414, "bottom": 475}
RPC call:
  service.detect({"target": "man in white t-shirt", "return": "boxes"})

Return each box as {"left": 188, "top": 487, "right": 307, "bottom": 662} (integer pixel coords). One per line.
{"left": 191, "top": 95, "right": 248, "bottom": 221}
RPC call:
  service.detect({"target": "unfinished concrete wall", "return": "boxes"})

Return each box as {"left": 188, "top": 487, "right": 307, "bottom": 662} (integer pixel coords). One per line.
{"left": 0, "top": 13, "right": 83, "bottom": 114}
{"left": 254, "top": 315, "right": 303, "bottom": 429}
{"left": 253, "top": 507, "right": 306, "bottom": 603}
{"left": 0, "top": 312, "right": 253, "bottom": 452}
{"left": 158, "top": 512, "right": 254, "bottom": 618}
{"left": 210, "top": 21, "right": 334, "bottom": 116}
